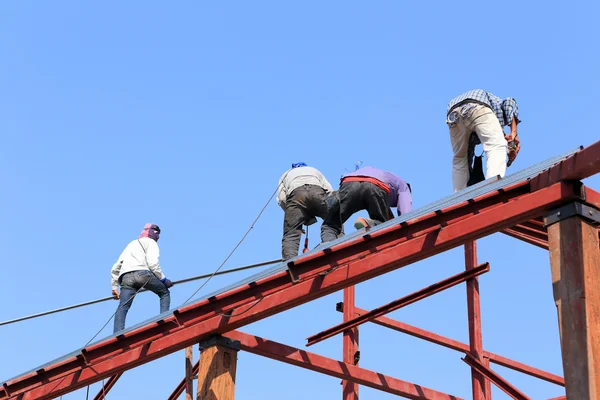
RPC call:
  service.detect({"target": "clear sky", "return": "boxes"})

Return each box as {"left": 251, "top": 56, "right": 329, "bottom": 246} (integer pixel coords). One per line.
{"left": 1, "top": 1, "right": 599, "bottom": 399}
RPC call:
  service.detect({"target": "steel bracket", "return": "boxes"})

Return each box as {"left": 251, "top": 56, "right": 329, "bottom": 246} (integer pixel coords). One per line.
{"left": 543, "top": 202, "right": 600, "bottom": 227}
{"left": 199, "top": 335, "right": 240, "bottom": 352}
{"left": 287, "top": 261, "right": 300, "bottom": 284}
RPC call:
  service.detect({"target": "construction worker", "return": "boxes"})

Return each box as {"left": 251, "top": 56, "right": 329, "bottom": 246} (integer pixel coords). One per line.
{"left": 277, "top": 162, "right": 335, "bottom": 260}
{"left": 111, "top": 223, "right": 173, "bottom": 333}
{"left": 446, "top": 89, "right": 521, "bottom": 192}
{"left": 322, "top": 166, "right": 412, "bottom": 240}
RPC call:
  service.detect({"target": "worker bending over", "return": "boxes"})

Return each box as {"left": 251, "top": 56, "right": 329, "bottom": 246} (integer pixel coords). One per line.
{"left": 446, "top": 89, "right": 521, "bottom": 192}
{"left": 322, "top": 166, "right": 412, "bottom": 240}
{"left": 277, "top": 162, "right": 335, "bottom": 260}
{"left": 111, "top": 223, "right": 173, "bottom": 333}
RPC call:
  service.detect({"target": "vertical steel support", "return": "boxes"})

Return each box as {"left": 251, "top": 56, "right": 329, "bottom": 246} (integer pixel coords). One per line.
{"left": 546, "top": 202, "right": 600, "bottom": 399}
{"left": 465, "top": 241, "right": 489, "bottom": 399}
{"left": 185, "top": 346, "right": 194, "bottom": 400}
{"left": 343, "top": 286, "right": 359, "bottom": 400}
{"left": 196, "top": 336, "right": 240, "bottom": 400}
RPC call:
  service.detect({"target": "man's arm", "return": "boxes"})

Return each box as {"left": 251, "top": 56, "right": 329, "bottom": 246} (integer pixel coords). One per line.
{"left": 276, "top": 173, "right": 287, "bottom": 210}
{"left": 145, "top": 240, "right": 166, "bottom": 281}
{"left": 397, "top": 189, "right": 413, "bottom": 216}
{"left": 503, "top": 98, "right": 521, "bottom": 165}
{"left": 110, "top": 259, "right": 123, "bottom": 299}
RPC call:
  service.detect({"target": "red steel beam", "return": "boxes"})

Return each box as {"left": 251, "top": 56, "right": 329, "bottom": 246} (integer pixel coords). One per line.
{"left": 342, "top": 286, "right": 359, "bottom": 400}
{"left": 1, "top": 181, "right": 582, "bottom": 400}
{"left": 462, "top": 354, "right": 530, "bottom": 400}
{"left": 306, "top": 263, "right": 490, "bottom": 346}
{"left": 168, "top": 361, "right": 200, "bottom": 400}
{"left": 547, "top": 397, "right": 565, "bottom": 400}
{"left": 348, "top": 308, "right": 565, "bottom": 386}
{"left": 529, "top": 140, "right": 600, "bottom": 192}
{"left": 225, "top": 330, "right": 462, "bottom": 400}
{"left": 502, "top": 228, "right": 549, "bottom": 250}
{"left": 464, "top": 241, "right": 488, "bottom": 400}
{"left": 92, "top": 373, "right": 122, "bottom": 400}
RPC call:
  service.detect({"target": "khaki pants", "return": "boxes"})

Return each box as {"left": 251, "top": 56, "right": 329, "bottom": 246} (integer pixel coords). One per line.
{"left": 447, "top": 104, "right": 507, "bottom": 192}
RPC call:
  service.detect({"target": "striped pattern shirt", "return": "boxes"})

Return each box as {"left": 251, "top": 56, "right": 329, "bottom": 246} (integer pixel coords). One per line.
{"left": 447, "top": 89, "right": 520, "bottom": 127}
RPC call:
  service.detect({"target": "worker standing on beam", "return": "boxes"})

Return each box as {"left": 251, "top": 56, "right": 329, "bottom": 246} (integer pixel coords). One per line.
{"left": 446, "top": 89, "right": 521, "bottom": 192}
{"left": 111, "top": 223, "right": 173, "bottom": 333}
{"left": 277, "top": 162, "right": 336, "bottom": 260}
{"left": 322, "top": 166, "right": 412, "bottom": 239}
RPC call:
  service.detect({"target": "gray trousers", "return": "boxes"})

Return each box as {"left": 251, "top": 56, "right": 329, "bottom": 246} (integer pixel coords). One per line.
{"left": 282, "top": 184, "right": 337, "bottom": 260}
{"left": 322, "top": 181, "right": 391, "bottom": 242}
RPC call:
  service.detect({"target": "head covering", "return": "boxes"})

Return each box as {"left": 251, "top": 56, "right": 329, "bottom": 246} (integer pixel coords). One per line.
{"left": 292, "top": 162, "right": 307, "bottom": 169}
{"left": 140, "top": 223, "right": 161, "bottom": 242}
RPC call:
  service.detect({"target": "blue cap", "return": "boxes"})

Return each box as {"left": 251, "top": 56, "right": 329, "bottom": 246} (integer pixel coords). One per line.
{"left": 292, "top": 162, "right": 307, "bottom": 169}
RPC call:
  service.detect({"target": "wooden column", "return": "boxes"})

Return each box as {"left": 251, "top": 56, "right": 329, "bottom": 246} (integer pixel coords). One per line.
{"left": 342, "top": 286, "right": 359, "bottom": 400}
{"left": 546, "top": 202, "right": 600, "bottom": 399}
{"left": 465, "top": 241, "right": 488, "bottom": 400}
{"left": 186, "top": 346, "right": 194, "bottom": 400}
{"left": 197, "top": 336, "right": 240, "bottom": 400}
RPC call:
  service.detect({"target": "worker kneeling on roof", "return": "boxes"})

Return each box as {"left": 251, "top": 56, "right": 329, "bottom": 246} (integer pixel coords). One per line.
{"left": 110, "top": 223, "right": 173, "bottom": 333}
{"left": 277, "top": 162, "right": 337, "bottom": 260}
{"left": 322, "top": 166, "right": 412, "bottom": 239}
{"left": 446, "top": 89, "right": 521, "bottom": 192}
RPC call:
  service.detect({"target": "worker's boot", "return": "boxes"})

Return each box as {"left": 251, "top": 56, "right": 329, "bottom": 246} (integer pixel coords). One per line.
{"left": 354, "top": 217, "right": 375, "bottom": 230}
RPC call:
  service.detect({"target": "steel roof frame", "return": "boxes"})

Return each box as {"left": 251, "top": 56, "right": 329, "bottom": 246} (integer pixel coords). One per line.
{"left": 2, "top": 140, "right": 599, "bottom": 400}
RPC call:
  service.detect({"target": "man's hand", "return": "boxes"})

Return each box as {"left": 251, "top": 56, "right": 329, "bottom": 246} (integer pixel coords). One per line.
{"left": 112, "top": 289, "right": 120, "bottom": 300}
{"left": 507, "top": 133, "right": 521, "bottom": 166}
{"left": 162, "top": 278, "right": 174, "bottom": 289}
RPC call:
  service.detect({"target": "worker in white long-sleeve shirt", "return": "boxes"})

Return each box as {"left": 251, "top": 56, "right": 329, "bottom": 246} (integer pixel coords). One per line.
{"left": 110, "top": 223, "right": 173, "bottom": 333}
{"left": 276, "top": 162, "right": 335, "bottom": 260}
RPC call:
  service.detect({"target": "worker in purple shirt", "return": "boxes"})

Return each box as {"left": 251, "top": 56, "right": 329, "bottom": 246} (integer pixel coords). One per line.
{"left": 322, "top": 166, "right": 412, "bottom": 241}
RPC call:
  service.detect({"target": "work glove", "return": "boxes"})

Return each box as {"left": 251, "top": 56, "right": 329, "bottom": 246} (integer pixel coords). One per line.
{"left": 161, "top": 278, "right": 174, "bottom": 289}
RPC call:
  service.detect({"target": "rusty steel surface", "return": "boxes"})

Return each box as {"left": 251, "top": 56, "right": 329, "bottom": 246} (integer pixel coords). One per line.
{"left": 92, "top": 373, "right": 122, "bottom": 400}
{"left": 548, "top": 213, "right": 600, "bottom": 399}
{"left": 462, "top": 354, "right": 531, "bottom": 400}
{"left": 343, "top": 307, "right": 565, "bottom": 386}
{"left": 1, "top": 142, "right": 599, "bottom": 400}
{"left": 342, "top": 286, "right": 359, "bottom": 400}
{"left": 306, "top": 263, "right": 490, "bottom": 346}
{"left": 0, "top": 181, "right": 584, "bottom": 400}
{"left": 464, "top": 241, "right": 488, "bottom": 400}
{"left": 226, "top": 330, "right": 463, "bottom": 400}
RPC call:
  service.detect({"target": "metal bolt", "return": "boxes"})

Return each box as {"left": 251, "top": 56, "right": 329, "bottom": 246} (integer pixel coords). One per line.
{"left": 557, "top": 211, "right": 561, "bottom": 216}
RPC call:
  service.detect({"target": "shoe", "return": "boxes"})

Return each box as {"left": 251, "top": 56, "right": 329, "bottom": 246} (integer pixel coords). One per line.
{"left": 354, "top": 217, "right": 373, "bottom": 230}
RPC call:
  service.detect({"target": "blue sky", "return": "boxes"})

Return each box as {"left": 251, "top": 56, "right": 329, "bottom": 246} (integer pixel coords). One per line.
{"left": 1, "top": 1, "right": 599, "bottom": 399}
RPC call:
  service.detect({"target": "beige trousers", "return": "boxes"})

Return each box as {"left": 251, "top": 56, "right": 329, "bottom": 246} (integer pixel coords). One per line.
{"left": 447, "top": 104, "right": 507, "bottom": 192}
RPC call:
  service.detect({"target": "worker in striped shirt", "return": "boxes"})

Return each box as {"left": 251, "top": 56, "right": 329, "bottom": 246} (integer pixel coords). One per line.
{"left": 446, "top": 89, "right": 521, "bottom": 192}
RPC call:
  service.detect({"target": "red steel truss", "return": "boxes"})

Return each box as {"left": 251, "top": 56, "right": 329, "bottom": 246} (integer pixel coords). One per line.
{"left": 2, "top": 140, "right": 599, "bottom": 400}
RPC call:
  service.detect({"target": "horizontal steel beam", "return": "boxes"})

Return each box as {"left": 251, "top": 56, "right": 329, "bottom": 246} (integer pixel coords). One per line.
{"left": 462, "top": 354, "right": 530, "bottom": 400}
{"left": 226, "top": 330, "right": 462, "bottom": 400}
{"left": 1, "top": 181, "right": 582, "bottom": 400}
{"left": 306, "top": 263, "right": 490, "bottom": 346}
{"left": 347, "top": 307, "right": 565, "bottom": 386}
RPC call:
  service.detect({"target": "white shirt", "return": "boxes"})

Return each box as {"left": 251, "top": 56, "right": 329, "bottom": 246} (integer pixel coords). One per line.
{"left": 276, "top": 166, "right": 334, "bottom": 209}
{"left": 110, "top": 237, "right": 165, "bottom": 290}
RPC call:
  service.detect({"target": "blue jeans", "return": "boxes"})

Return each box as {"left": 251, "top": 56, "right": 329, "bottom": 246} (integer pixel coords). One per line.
{"left": 113, "top": 270, "right": 170, "bottom": 333}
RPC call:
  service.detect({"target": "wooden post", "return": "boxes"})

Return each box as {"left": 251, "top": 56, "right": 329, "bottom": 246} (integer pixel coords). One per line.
{"left": 197, "top": 336, "right": 240, "bottom": 400}
{"left": 546, "top": 202, "right": 600, "bottom": 399}
{"left": 186, "top": 346, "right": 194, "bottom": 400}
{"left": 342, "top": 286, "right": 359, "bottom": 400}
{"left": 465, "top": 241, "right": 488, "bottom": 400}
